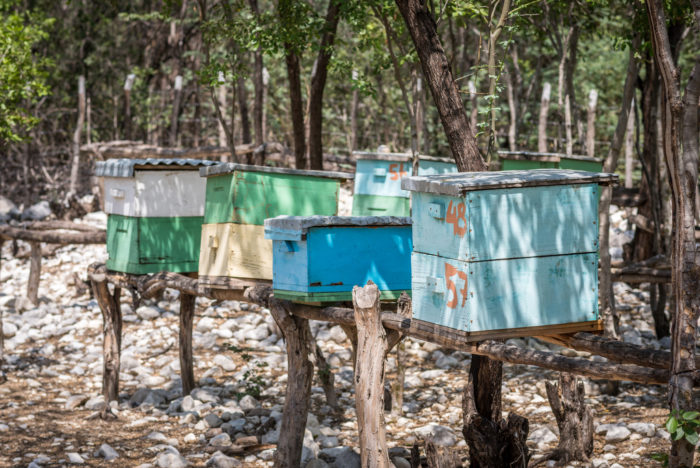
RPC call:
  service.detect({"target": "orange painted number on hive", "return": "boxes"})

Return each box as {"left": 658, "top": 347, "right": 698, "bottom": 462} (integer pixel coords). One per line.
{"left": 389, "top": 163, "right": 408, "bottom": 181}
{"left": 445, "top": 263, "right": 468, "bottom": 309}
{"left": 446, "top": 200, "right": 467, "bottom": 237}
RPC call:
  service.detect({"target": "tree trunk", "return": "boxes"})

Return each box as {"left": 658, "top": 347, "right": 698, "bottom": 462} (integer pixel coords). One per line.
{"left": 170, "top": 75, "right": 183, "bottom": 147}
{"left": 69, "top": 76, "right": 86, "bottom": 195}
{"left": 538, "top": 83, "right": 551, "bottom": 153}
{"left": 284, "top": 47, "right": 306, "bottom": 169}
{"left": 123, "top": 74, "right": 135, "bottom": 141}
{"left": 350, "top": 70, "right": 360, "bottom": 152}
{"left": 179, "top": 292, "right": 196, "bottom": 395}
{"left": 308, "top": 0, "right": 341, "bottom": 170}
{"left": 217, "top": 84, "right": 227, "bottom": 149}
{"left": 462, "top": 355, "right": 529, "bottom": 467}
{"left": 395, "top": 0, "right": 487, "bottom": 172}
{"left": 237, "top": 76, "right": 251, "bottom": 145}
{"left": 353, "top": 282, "right": 391, "bottom": 468}
{"left": 425, "top": 439, "right": 461, "bottom": 468}
{"left": 0, "top": 241, "right": 4, "bottom": 365}
{"left": 505, "top": 66, "right": 517, "bottom": 151}
{"left": 270, "top": 298, "right": 314, "bottom": 468}
{"left": 624, "top": 98, "right": 635, "bottom": 188}
{"left": 545, "top": 373, "right": 594, "bottom": 463}
{"left": 486, "top": 0, "right": 512, "bottom": 159}
{"left": 249, "top": 0, "right": 265, "bottom": 167}
{"left": 599, "top": 39, "right": 639, "bottom": 339}
{"left": 586, "top": 89, "right": 598, "bottom": 159}
{"left": 646, "top": 1, "right": 700, "bottom": 465}
{"left": 468, "top": 80, "right": 478, "bottom": 139}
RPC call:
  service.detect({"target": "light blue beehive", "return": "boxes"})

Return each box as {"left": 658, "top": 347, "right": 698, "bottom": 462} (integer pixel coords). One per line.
{"left": 264, "top": 216, "right": 412, "bottom": 303}
{"left": 402, "top": 169, "right": 618, "bottom": 339}
{"left": 352, "top": 151, "right": 457, "bottom": 216}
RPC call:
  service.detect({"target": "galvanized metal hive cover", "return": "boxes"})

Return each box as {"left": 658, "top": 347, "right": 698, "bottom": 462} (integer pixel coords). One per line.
{"left": 95, "top": 158, "right": 218, "bottom": 178}
{"left": 200, "top": 163, "right": 354, "bottom": 179}
{"left": 265, "top": 215, "right": 411, "bottom": 236}
{"left": 402, "top": 169, "right": 618, "bottom": 196}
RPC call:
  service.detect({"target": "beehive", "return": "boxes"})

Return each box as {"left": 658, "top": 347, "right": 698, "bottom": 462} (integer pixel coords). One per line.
{"left": 264, "top": 216, "right": 412, "bottom": 303}
{"left": 351, "top": 151, "right": 457, "bottom": 216}
{"left": 403, "top": 169, "right": 618, "bottom": 339}
{"left": 95, "top": 158, "right": 216, "bottom": 274}
{"left": 198, "top": 164, "right": 353, "bottom": 287}
{"left": 499, "top": 151, "right": 603, "bottom": 173}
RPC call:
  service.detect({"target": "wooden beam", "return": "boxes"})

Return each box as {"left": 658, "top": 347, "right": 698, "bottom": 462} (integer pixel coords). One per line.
{"left": 0, "top": 225, "right": 105, "bottom": 244}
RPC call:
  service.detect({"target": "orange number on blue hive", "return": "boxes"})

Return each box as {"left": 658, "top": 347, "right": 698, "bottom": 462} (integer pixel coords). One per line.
{"left": 446, "top": 200, "right": 467, "bottom": 237}
{"left": 389, "top": 163, "right": 408, "bottom": 181}
{"left": 445, "top": 263, "right": 468, "bottom": 309}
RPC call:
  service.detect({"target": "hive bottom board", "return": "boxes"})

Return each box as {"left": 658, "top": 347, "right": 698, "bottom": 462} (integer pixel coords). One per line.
{"left": 411, "top": 251, "right": 599, "bottom": 333}
{"left": 198, "top": 223, "right": 273, "bottom": 282}
{"left": 272, "top": 289, "right": 408, "bottom": 304}
{"left": 351, "top": 194, "right": 410, "bottom": 216}
{"left": 106, "top": 215, "right": 203, "bottom": 274}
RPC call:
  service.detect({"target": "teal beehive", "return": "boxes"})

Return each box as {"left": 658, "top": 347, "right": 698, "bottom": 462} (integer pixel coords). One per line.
{"left": 403, "top": 169, "right": 618, "bottom": 340}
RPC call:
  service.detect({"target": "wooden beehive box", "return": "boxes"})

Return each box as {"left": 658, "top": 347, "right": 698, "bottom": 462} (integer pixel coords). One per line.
{"left": 403, "top": 169, "right": 618, "bottom": 340}
{"left": 499, "top": 151, "right": 603, "bottom": 173}
{"left": 264, "top": 216, "right": 412, "bottom": 303}
{"left": 95, "top": 158, "right": 217, "bottom": 274}
{"left": 198, "top": 164, "right": 354, "bottom": 287}
{"left": 352, "top": 151, "right": 457, "bottom": 216}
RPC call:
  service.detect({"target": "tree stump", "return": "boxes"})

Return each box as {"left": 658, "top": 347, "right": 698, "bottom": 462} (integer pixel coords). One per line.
{"left": 353, "top": 282, "right": 391, "bottom": 467}
{"left": 462, "top": 355, "right": 529, "bottom": 468}
{"left": 27, "top": 241, "right": 41, "bottom": 305}
{"left": 269, "top": 298, "right": 314, "bottom": 468}
{"left": 179, "top": 292, "right": 196, "bottom": 395}
{"left": 545, "top": 373, "right": 594, "bottom": 464}
{"left": 90, "top": 278, "right": 122, "bottom": 418}
{"left": 425, "top": 437, "right": 462, "bottom": 468}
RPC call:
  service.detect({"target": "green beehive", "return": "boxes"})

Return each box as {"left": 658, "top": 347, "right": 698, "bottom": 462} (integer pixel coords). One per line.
{"left": 499, "top": 151, "right": 603, "bottom": 173}
{"left": 96, "top": 158, "right": 217, "bottom": 275}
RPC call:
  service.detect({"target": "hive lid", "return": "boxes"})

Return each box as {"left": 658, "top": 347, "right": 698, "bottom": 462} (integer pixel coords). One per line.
{"left": 401, "top": 169, "right": 618, "bottom": 196}
{"left": 264, "top": 215, "right": 411, "bottom": 240}
{"left": 95, "top": 158, "right": 217, "bottom": 178}
{"left": 353, "top": 151, "right": 453, "bottom": 163}
{"left": 498, "top": 150, "right": 602, "bottom": 163}
{"left": 200, "top": 163, "right": 354, "bottom": 180}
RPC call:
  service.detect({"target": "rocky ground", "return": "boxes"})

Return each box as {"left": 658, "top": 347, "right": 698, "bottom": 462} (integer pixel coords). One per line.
{"left": 0, "top": 205, "right": 684, "bottom": 468}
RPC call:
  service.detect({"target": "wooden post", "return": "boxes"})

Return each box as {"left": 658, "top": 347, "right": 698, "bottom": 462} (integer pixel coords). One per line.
{"left": 269, "top": 299, "right": 314, "bottom": 468}
{"left": 179, "top": 292, "right": 196, "bottom": 396}
{"left": 352, "top": 282, "right": 391, "bottom": 468}
{"left": 462, "top": 355, "right": 530, "bottom": 467}
{"left": 625, "top": 98, "right": 635, "bottom": 188}
{"left": 545, "top": 373, "right": 594, "bottom": 464}
{"left": 468, "top": 80, "right": 478, "bottom": 138}
{"left": 90, "top": 278, "right": 122, "bottom": 415}
{"left": 170, "top": 75, "right": 183, "bottom": 147}
{"left": 586, "top": 89, "right": 598, "bottom": 159}
{"left": 389, "top": 292, "right": 411, "bottom": 416}
{"left": 124, "top": 73, "right": 135, "bottom": 141}
{"left": 69, "top": 76, "right": 86, "bottom": 195}
{"left": 538, "top": 82, "right": 551, "bottom": 153}
{"left": 27, "top": 241, "right": 41, "bottom": 305}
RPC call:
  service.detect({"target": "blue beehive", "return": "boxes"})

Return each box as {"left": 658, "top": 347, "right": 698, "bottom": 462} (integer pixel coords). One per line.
{"left": 352, "top": 151, "right": 457, "bottom": 216}
{"left": 402, "top": 169, "right": 618, "bottom": 339}
{"left": 264, "top": 216, "right": 412, "bottom": 303}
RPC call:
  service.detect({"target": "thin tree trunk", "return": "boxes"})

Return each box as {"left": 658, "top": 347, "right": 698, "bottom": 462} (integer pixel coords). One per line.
{"left": 646, "top": 2, "right": 700, "bottom": 466}
{"left": 505, "top": 66, "right": 517, "bottom": 151}
{"left": 69, "top": 76, "right": 86, "bottom": 195}
{"left": 538, "top": 82, "right": 551, "bottom": 152}
{"left": 565, "top": 93, "right": 573, "bottom": 156}
{"left": 179, "top": 292, "right": 196, "bottom": 395}
{"left": 625, "top": 98, "right": 635, "bottom": 188}
{"left": 217, "top": 84, "right": 227, "bottom": 148}
{"left": 586, "top": 89, "right": 598, "bottom": 159}
{"left": 599, "top": 38, "right": 639, "bottom": 339}
{"left": 486, "top": 0, "right": 512, "bottom": 159}
{"left": 27, "top": 241, "right": 41, "bottom": 305}
{"left": 308, "top": 0, "right": 341, "bottom": 170}
{"left": 248, "top": 0, "right": 265, "bottom": 165}
{"left": 170, "top": 75, "right": 183, "bottom": 147}
{"left": 350, "top": 70, "right": 360, "bottom": 152}
{"left": 123, "top": 73, "right": 135, "bottom": 141}
{"left": 468, "top": 80, "right": 478, "bottom": 138}
{"left": 395, "top": 0, "right": 487, "bottom": 172}
{"left": 237, "top": 76, "right": 251, "bottom": 145}
{"left": 284, "top": 48, "right": 306, "bottom": 169}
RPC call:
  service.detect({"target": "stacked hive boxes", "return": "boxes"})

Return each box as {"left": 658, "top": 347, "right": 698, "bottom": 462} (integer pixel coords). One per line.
{"left": 96, "top": 158, "right": 216, "bottom": 274}
{"left": 264, "top": 216, "right": 412, "bottom": 303}
{"left": 197, "top": 164, "right": 353, "bottom": 287}
{"left": 403, "top": 169, "right": 617, "bottom": 339}
{"left": 351, "top": 151, "right": 457, "bottom": 216}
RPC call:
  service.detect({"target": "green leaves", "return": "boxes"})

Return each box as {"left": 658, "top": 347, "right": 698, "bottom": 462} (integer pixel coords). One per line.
{"left": 665, "top": 409, "right": 700, "bottom": 449}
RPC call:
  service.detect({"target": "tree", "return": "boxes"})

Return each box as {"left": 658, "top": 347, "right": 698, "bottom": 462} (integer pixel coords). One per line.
{"left": 0, "top": 1, "right": 52, "bottom": 145}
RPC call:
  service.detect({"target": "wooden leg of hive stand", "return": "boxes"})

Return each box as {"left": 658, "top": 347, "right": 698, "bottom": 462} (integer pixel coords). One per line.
{"left": 27, "top": 241, "right": 41, "bottom": 305}
{"left": 545, "top": 372, "right": 594, "bottom": 463}
{"left": 179, "top": 292, "right": 196, "bottom": 396}
{"left": 312, "top": 341, "right": 338, "bottom": 410}
{"left": 270, "top": 299, "right": 314, "bottom": 468}
{"left": 91, "top": 279, "right": 122, "bottom": 418}
{"left": 353, "top": 283, "right": 390, "bottom": 468}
